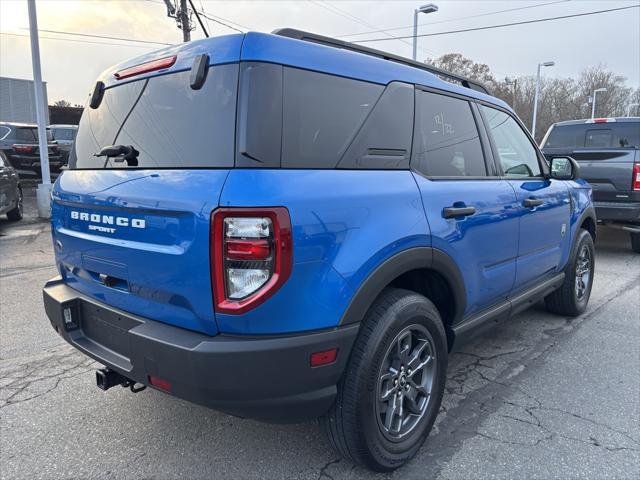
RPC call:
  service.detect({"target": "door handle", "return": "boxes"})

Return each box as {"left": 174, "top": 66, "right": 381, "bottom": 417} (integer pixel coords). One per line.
{"left": 443, "top": 206, "right": 476, "bottom": 219}
{"left": 523, "top": 198, "right": 544, "bottom": 208}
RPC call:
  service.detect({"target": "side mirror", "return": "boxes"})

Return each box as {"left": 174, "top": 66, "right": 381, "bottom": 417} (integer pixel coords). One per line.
{"left": 549, "top": 156, "right": 580, "bottom": 180}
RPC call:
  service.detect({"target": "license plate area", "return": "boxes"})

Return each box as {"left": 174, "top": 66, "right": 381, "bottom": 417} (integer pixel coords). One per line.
{"left": 79, "top": 301, "right": 140, "bottom": 360}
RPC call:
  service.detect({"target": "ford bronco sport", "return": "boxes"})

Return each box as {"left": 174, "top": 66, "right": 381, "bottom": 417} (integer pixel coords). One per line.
{"left": 43, "top": 30, "right": 596, "bottom": 471}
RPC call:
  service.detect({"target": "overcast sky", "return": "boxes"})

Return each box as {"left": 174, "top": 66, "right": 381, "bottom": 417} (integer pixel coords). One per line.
{"left": 1, "top": 0, "right": 639, "bottom": 105}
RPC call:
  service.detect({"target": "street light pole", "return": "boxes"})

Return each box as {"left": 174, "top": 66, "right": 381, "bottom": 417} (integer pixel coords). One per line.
{"left": 591, "top": 88, "right": 607, "bottom": 119}
{"left": 27, "top": 0, "right": 52, "bottom": 218}
{"left": 412, "top": 4, "right": 438, "bottom": 61}
{"left": 531, "top": 60, "right": 555, "bottom": 140}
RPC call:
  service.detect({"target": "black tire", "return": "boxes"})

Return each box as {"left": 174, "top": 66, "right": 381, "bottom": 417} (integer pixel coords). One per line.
{"left": 545, "top": 229, "right": 595, "bottom": 316}
{"left": 6, "top": 187, "right": 23, "bottom": 221}
{"left": 631, "top": 232, "right": 640, "bottom": 254}
{"left": 323, "top": 288, "right": 448, "bottom": 472}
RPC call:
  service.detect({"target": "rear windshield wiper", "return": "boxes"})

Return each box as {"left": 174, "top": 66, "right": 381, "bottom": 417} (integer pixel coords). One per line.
{"left": 95, "top": 145, "right": 139, "bottom": 167}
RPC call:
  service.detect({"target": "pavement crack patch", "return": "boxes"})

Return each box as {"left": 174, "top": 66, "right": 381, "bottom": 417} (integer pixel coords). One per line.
{"left": 317, "top": 458, "right": 341, "bottom": 480}
{"left": 0, "top": 347, "right": 96, "bottom": 410}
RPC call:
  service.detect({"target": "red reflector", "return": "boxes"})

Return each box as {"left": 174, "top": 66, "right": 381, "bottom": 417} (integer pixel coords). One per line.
{"left": 633, "top": 163, "right": 640, "bottom": 191}
{"left": 114, "top": 55, "right": 177, "bottom": 80}
{"left": 225, "top": 238, "right": 271, "bottom": 260}
{"left": 13, "top": 144, "right": 34, "bottom": 153}
{"left": 310, "top": 348, "right": 338, "bottom": 367}
{"left": 148, "top": 375, "right": 172, "bottom": 392}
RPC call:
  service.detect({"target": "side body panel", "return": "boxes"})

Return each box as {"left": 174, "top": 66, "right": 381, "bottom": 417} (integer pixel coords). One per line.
{"left": 414, "top": 176, "right": 520, "bottom": 316}
{"left": 217, "top": 169, "right": 430, "bottom": 334}
{"left": 508, "top": 178, "right": 572, "bottom": 290}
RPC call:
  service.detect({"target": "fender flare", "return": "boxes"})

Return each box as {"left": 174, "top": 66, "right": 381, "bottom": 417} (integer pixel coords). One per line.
{"left": 338, "top": 247, "right": 467, "bottom": 326}
{"left": 574, "top": 205, "right": 597, "bottom": 244}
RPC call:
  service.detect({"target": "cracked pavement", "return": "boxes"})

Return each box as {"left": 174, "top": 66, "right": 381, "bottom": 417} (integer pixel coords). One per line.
{"left": 1, "top": 189, "right": 639, "bottom": 479}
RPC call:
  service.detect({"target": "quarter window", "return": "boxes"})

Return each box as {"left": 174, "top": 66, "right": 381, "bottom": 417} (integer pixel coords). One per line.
{"left": 481, "top": 105, "right": 541, "bottom": 177}
{"left": 412, "top": 91, "right": 486, "bottom": 177}
{"left": 282, "top": 68, "right": 383, "bottom": 168}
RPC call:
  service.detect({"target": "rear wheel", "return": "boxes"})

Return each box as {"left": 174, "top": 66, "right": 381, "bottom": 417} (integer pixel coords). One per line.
{"left": 6, "top": 187, "right": 23, "bottom": 221}
{"left": 631, "top": 232, "right": 640, "bottom": 254}
{"left": 323, "top": 288, "right": 447, "bottom": 472}
{"left": 545, "top": 229, "right": 594, "bottom": 316}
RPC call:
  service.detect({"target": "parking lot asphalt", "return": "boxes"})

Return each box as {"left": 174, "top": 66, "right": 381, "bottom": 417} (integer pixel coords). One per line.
{"left": 1, "top": 188, "right": 638, "bottom": 480}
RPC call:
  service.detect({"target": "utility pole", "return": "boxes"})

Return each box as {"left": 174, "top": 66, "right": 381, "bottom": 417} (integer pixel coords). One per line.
{"left": 178, "top": 0, "right": 191, "bottom": 42}
{"left": 27, "top": 0, "right": 52, "bottom": 218}
{"left": 163, "top": 0, "right": 193, "bottom": 42}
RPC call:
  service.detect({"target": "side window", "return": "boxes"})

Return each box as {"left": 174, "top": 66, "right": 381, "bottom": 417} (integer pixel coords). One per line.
{"left": 585, "top": 129, "right": 612, "bottom": 148}
{"left": 412, "top": 90, "right": 487, "bottom": 177}
{"left": 282, "top": 68, "right": 383, "bottom": 168}
{"left": 481, "top": 105, "right": 541, "bottom": 177}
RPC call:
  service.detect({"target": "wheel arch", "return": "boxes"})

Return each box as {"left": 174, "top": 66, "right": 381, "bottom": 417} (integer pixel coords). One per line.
{"left": 339, "top": 247, "right": 466, "bottom": 348}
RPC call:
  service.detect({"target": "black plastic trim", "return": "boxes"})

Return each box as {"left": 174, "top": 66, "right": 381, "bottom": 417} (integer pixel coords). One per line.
{"left": 339, "top": 247, "right": 467, "bottom": 327}
{"left": 273, "top": 28, "right": 490, "bottom": 94}
{"left": 43, "top": 277, "right": 359, "bottom": 423}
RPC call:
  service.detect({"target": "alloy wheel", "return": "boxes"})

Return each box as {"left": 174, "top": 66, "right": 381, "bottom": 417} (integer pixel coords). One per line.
{"left": 375, "top": 324, "right": 436, "bottom": 441}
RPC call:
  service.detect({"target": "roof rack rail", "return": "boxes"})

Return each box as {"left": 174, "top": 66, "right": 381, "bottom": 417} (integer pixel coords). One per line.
{"left": 272, "top": 28, "right": 490, "bottom": 95}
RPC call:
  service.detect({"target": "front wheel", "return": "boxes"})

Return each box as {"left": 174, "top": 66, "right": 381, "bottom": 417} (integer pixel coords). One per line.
{"left": 323, "top": 288, "right": 447, "bottom": 472}
{"left": 545, "top": 229, "right": 595, "bottom": 316}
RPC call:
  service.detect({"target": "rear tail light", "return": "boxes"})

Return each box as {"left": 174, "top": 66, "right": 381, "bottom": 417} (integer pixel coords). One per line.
{"left": 211, "top": 208, "right": 292, "bottom": 314}
{"left": 13, "top": 144, "right": 34, "bottom": 154}
{"left": 633, "top": 163, "right": 640, "bottom": 191}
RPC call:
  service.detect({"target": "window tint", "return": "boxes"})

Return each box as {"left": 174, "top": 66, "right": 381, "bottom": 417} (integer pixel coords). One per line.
{"left": 544, "top": 122, "right": 640, "bottom": 149}
{"left": 52, "top": 128, "right": 76, "bottom": 141}
{"left": 412, "top": 91, "right": 486, "bottom": 177}
{"left": 15, "top": 127, "right": 52, "bottom": 142}
{"left": 72, "top": 64, "right": 238, "bottom": 168}
{"left": 585, "top": 129, "right": 612, "bottom": 148}
{"left": 481, "top": 105, "right": 541, "bottom": 177}
{"left": 0, "top": 126, "right": 10, "bottom": 140}
{"left": 282, "top": 68, "right": 383, "bottom": 168}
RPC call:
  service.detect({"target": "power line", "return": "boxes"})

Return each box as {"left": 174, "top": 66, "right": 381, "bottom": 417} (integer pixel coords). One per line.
{"left": 146, "top": 0, "right": 247, "bottom": 33}
{"left": 309, "top": 0, "right": 437, "bottom": 56}
{"left": 1, "top": 32, "right": 157, "bottom": 49}
{"left": 338, "top": 0, "right": 571, "bottom": 38}
{"left": 353, "top": 5, "right": 640, "bottom": 43}
{"left": 27, "top": 28, "right": 171, "bottom": 46}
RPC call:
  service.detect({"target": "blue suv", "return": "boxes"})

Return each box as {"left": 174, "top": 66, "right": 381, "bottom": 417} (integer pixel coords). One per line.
{"left": 43, "top": 29, "right": 596, "bottom": 471}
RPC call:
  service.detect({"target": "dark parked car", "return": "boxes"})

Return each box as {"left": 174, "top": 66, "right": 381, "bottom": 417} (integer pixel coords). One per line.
{"left": 541, "top": 117, "right": 640, "bottom": 252}
{"left": 50, "top": 124, "right": 78, "bottom": 162}
{"left": 0, "top": 122, "right": 63, "bottom": 175}
{"left": 0, "top": 151, "right": 23, "bottom": 221}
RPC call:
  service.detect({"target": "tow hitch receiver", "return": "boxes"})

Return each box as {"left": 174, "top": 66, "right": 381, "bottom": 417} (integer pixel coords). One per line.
{"left": 96, "top": 368, "right": 146, "bottom": 393}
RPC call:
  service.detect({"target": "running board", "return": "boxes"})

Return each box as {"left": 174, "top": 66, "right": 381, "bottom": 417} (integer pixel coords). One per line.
{"left": 453, "top": 272, "right": 565, "bottom": 337}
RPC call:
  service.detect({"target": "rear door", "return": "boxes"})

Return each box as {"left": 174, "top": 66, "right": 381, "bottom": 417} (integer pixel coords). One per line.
{"left": 542, "top": 121, "right": 640, "bottom": 202}
{"left": 411, "top": 89, "right": 519, "bottom": 316}
{"left": 480, "top": 105, "right": 571, "bottom": 290}
{"left": 53, "top": 63, "right": 240, "bottom": 335}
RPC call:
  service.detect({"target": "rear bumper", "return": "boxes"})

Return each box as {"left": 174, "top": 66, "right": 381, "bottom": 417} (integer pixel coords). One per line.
{"left": 43, "top": 277, "right": 358, "bottom": 423}
{"left": 594, "top": 201, "right": 640, "bottom": 223}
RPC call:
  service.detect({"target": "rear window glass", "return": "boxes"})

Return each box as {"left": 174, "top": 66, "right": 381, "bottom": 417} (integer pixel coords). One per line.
{"left": 544, "top": 122, "right": 640, "bottom": 148}
{"left": 71, "top": 64, "right": 238, "bottom": 169}
{"left": 282, "top": 68, "right": 383, "bottom": 168}
{"left": 15, "top": 127, "right": 53, "bottom": 142}
{"left": 52, "top": 128, "right": 76, "bottom": 141}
